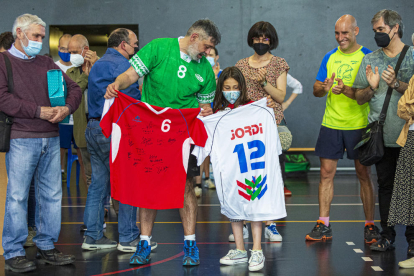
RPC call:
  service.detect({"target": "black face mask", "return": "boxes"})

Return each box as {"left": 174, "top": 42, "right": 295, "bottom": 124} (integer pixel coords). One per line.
{"left": 374, "top": 30, "right": 395, "bottom": 48}
{"left": 128, "top": 47, "right": 139, "bottom": 60}
{"left": 253, "top": 43, "right": 270, "bottom": 56}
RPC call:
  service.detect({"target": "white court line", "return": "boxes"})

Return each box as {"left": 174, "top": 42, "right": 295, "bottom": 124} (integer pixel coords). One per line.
{"left": 371, "top": 266, "right": 383, "bottom": 271}
{"left": 346, "top": 242, "right": 355, "bottom": 245}
{"left": 62, "top": 203, "right": 379, "bottom": 208}
{"left": 362, "top": 257, "right": 373, "bottom": 261}
{"left": 353, "top": 249, "right": 363, "bottom": 253}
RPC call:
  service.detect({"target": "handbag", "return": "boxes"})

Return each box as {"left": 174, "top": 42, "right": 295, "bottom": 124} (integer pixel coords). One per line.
{"left": 354, "top": 45, "right": 409, "bottom": 166}
{"left": 278, "top": 118, "right": 292, "bottom": 152}
{"left": 47, "top": 69, "right": 69, "bottom": 123}
{"left": 0, "top": 53, "right": 14, "bottom": 152}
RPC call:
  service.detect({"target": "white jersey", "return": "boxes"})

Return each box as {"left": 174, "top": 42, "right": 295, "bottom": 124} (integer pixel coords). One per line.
{"left": 193, "top": 98, "right": 286, "bottom": 221}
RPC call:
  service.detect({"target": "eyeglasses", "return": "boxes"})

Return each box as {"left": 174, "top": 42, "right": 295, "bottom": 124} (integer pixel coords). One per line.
{"left": 252, "top": 37, "right": 270, "bottom": 43}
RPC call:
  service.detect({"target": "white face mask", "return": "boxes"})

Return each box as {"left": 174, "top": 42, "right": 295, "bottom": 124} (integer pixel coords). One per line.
{"left": 70, "top": 48, "right": 85, "bottom": 67}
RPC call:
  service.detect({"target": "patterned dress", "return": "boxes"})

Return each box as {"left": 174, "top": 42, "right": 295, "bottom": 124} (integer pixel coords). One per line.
{"left": 388, "top": 130, "right": 414, "bottom": 226}
{"left": 236, "top": 56, "right": 289, "bottom": 125}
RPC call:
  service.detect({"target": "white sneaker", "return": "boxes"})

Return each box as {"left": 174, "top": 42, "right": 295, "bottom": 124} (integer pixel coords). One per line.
{"left": 248, "top": 249, "right": 265, "bottom": 271}
{"left": 399, "top": 257, "right": 414, "bottom": 268}
{"left": 204, "top": 178, "right": 216, "bottom": 189}
{"left": 265, "top": 223, "right": 282, "bottom": 241}
{"left": 220, "top": 249, "right": 248, "bottom": 265}
{"left": 194, "top": 186, "right": 202, "bottom": 198}
{"left": 229, "top": 224, "right": 249, "bottom": 242}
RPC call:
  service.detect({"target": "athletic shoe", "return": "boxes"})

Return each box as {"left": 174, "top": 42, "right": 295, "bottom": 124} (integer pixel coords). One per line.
{"left": 248, "top": 250, "right": 265, "bottom": 271}
{"left": 204, "top": 178, "right": 216, "bottom": 189}
{"left": 183, "top": 240, "right": 200, "bottom": 266}
{"left": 229, "top": 224, "right": 249, "bottom": 242}
{"left": 81, "top": 235, "right": 117, "bottom": 250}
{"left": 220, "top": 249, "right": 248, "bottom": 265}
{"left": 130, "top": 240, "right": 151, "bottom": 265}
{"left": 364, "top": 224, "right": 381, "bottom": 244}
{"left": 5, "top": 256, "right": 36, "bottom": 273}
{"left": 370, "top": 238, "right": 395, "bottom": 252}
{"left": 265, "top": 223, "right": 282, "bottom": 241}
{"left": 24, "top": 227, "right": 36, "bottom": 247}
{"left": 118, "top": 237, "right": 158, "bottom": 252}
{"left": 194, "top": 186, "right": 202, "bottom": 198}
{"left": 80, "top": 223, "right": 106, "bottom": 232}
{"left": 408, "top": 240, "right": 414, "bottom": 256}
{"left": 305, "top": 220, "right": 332, "bottom": 241}
{"left": 284, "top": 186, "right": 292, "bottom": 196}
{"left": 399, "top": 257, "right": 414, "bottom": 268}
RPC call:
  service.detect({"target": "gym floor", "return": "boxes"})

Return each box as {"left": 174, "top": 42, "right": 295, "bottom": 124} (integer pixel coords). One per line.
{"left": 0, "top": 171, "right": 412, "bottom": 276}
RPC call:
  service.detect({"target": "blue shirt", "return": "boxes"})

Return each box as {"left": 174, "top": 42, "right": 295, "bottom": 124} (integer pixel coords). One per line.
{"left": 88, "top": 48, "right": 141, "bottom": 118}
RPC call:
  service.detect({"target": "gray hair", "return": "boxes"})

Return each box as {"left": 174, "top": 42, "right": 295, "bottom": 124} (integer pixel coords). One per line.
{"left": 186, "top": 19, "right": 221, "bottom": 45}
{"left": 12, "top": 14, "right": 46, "bottom": 39}
{"left": 371, "top": 9, "right": 404, "bottom": 38}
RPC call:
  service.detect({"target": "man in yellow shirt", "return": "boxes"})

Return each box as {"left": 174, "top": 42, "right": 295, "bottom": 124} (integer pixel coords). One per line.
{"left": 305, "top": 15, "right": 379, "bottom": 243}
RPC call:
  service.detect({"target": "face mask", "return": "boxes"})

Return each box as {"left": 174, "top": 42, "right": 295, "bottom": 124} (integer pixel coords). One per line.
{"left": 129, "top": 46, "right": 139, "bottom": 60}
{"left": 70, "top": 48, "right": 85, "bottom": 67}
{"left": 58, "top": 51, "right": 70, "bottom": 62}
{"left": 223, "top": 90, "right": 241, "bottom": 104}
{"left": 206, "top": 56, "right": 215, "bottom": 67}
{"left": 21, "top": 32, "right": 42, "bottom": 57}
{"left": 374, "top": 30, "right": 395, "bottom": 48}
{"left": 253, "top": 43, "right": 270, "bottom": 56}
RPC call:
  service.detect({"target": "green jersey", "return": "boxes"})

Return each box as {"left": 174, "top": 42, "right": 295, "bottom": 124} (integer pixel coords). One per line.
{"left": 129, "top": 37, "right": 216, "bottom": 109}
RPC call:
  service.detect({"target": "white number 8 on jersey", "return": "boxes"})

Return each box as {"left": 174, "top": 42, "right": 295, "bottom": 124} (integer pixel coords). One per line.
{"left": 161, "top": 119, "right": 171, "bottom": 132}
{"left": 177, "top": 65, "right": 187, "bottom": 79}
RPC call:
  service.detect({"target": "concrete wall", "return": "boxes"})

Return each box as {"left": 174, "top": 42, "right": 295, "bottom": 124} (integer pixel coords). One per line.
{"left": 1, "top": 0, "right": 413, "bottom": 167}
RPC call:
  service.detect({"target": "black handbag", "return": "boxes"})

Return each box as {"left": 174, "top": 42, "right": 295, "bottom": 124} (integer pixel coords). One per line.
{"left": 0, "top": 53, "right": 14, "bottom": 152}
{"left": 354, "top": 45, "right": 409, "bottom": 166}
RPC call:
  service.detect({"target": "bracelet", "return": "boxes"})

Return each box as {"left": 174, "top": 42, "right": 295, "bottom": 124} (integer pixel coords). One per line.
{"left": 370, "top": 86, "right": 378, "bottom": 92}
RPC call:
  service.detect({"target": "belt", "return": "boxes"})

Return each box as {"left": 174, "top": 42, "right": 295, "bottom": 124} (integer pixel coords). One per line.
{"left": 89, "top": 117, "right": 101, "bottom": 121}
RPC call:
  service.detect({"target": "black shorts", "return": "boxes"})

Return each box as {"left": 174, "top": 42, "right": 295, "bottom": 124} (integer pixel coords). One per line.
{"left": 187, "top": 145, "right": 200, "bottom": 178}
{"left": 315, "top": 126, "right": 363, "bottom": 160}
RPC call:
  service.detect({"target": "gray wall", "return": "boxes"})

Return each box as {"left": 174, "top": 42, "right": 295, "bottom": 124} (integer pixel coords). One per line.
{"left": 1, "top": 0, "right": 413, "bottom": 167}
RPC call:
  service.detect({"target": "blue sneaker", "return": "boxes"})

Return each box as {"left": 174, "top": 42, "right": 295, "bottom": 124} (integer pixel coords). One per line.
{"left": 182, "top": 240, "right": 200, "bottom": 266}
{"left": 130, "top": 240, "right": 151, "bottom": 265}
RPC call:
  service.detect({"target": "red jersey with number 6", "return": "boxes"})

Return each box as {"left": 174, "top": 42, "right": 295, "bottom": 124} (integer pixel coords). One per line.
{"left": 100, "top": 92, "right": 207, "bottom": 209}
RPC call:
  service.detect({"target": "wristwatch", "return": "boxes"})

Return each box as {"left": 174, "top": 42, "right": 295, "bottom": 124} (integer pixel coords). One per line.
{"left": 261, "top": 80, "right": 268, "bottom": 87}
{"left": 394, "top": 79, "right": 400, "bottom": 89}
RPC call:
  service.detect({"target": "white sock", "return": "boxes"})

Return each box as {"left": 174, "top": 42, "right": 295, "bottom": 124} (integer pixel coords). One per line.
{"left": 184, "top": 234, "right": 196, "bottom": 241}
{"left": 140, "top": 235, "right": 151, "bottom": 244}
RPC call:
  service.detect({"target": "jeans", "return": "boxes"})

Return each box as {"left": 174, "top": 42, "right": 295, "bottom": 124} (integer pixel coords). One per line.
{"left": 375, "top": 147, "right": 414, "bottom": 242}
{"left": 3, "top": 137, "right": 61, "bottom": 260}
{"left": 27, "top": 179, "right": 36, "bottom": 228}
{"left": 84, "top": 120, "right": 139, "bottom": 242}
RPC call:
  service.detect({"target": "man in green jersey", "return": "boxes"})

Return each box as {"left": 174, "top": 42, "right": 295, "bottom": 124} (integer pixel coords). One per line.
{"left": 105, "top": 19, "right": 220, "bottom": 266}
{"left": 305, "top": 15, "right": 379, "bottom": 243}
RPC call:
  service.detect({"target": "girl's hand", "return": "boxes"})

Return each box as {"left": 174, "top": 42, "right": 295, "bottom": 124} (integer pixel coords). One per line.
{"left": 257, "top": 68, "right": 267, "bottom": 84}
{"left": 266, "top": 95, "right": 276, "bottom": 108}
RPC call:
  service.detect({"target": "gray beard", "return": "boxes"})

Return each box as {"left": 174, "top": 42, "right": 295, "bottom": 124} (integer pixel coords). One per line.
{"left": 187, "top": 42, "right": 201, "bottom": 61}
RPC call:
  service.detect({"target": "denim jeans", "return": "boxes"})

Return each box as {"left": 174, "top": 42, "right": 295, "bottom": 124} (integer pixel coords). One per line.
{"left": 27, "top": 179, "right": 36, "bottom": 228}
{"left": 3, "top": 137, "right": 61, "bottom": 260}
{"left": 84, "top": 120, "right": 139, "bottom": 242}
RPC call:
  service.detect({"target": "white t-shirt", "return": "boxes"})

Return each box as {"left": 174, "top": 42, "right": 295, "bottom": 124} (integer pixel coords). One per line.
{"left": 55, "top": 61, "right": 75, "bottom": 125}
{"left": 287, "top": 74, "right": 302, "bottom": 94}
{"left": 193, "top": 98, "right": 286, "bottom": 221}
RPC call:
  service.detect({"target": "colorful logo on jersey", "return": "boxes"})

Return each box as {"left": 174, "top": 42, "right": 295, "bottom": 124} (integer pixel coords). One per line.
{"left": 195, "top": 74, "right": 204, "bottom": 82}
{"left": 237, "top": 175, "right": 268, "bottom": 201}
{"left": 133, "top": 116, "right": 141, "bottom": 122}
{"left": 336, "top": 64, "right": 353, "bottom": 82}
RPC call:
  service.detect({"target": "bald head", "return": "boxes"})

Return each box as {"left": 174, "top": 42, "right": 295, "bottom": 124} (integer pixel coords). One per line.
{"left": 336, "top": 14, "right": 357, "bottom": 29}
{"left": 335, "top": 14, "right": 360, "bottom": 53}
{"left": 68, "top": 34, "right": 89, "bottom": 57}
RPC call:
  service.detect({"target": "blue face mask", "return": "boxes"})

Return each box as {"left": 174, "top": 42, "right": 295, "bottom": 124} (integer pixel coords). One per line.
{"left": 223, "top": 90, "right": 241, "bottom": 104}
{"left": 206, "top": 56, "right": 215, "bottom": 67}
{"left": 21, "top": 31, "right": 42, "bottom": 57}
{"left": 58, "top": 51, "right": 71, "bottom": 62}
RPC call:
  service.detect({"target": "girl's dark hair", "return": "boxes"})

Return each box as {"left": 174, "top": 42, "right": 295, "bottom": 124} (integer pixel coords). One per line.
{"left": 213, "top": 66, "right": 250, "bottom": 113}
